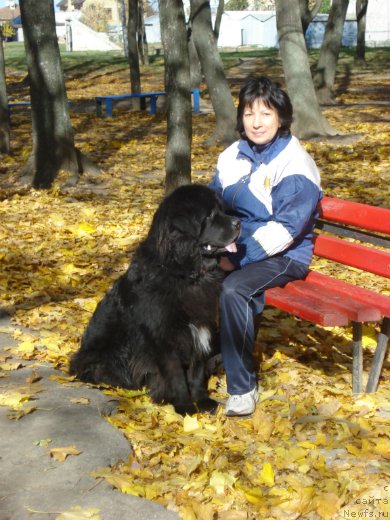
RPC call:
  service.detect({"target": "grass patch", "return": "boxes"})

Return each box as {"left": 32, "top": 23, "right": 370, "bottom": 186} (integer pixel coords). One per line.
{"left": 4, "top": 40, "right": 390, "bottom": 78}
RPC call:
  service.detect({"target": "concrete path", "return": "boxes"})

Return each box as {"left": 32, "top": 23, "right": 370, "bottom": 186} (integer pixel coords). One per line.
{"left": 0, "top": 313, "right": 178, "bottom": 520}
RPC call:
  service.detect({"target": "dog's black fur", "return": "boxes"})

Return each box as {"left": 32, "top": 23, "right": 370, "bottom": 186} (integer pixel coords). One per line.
{"left": 69, "top": 184, "right": 240, "bottom": 414}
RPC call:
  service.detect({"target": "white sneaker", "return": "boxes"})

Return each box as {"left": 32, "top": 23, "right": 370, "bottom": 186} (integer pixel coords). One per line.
{"left": 225, "top": 387, "right": 259, "bottom": 416}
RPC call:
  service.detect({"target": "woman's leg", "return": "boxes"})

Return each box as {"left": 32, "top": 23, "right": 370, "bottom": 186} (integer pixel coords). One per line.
{"left": 220, "top": 256, "right": 308, "bottom": 395}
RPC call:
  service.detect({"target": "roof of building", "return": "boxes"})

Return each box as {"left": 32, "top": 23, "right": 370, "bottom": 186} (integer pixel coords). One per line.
{"left": 0, "top": 5, "right": 20, "bottom": 21}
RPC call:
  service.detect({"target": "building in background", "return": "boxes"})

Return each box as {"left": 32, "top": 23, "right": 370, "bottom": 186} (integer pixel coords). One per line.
{"left": 1, "top": 0, "right": 389, "bottom": 50}
{"left": 145, "top": 0, "right": 389, "bottom": 49}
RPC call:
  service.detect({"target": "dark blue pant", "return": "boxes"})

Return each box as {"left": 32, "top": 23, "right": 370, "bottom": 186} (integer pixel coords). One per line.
{"left": 219, "top": 256, "right": 309, "bottom": 395}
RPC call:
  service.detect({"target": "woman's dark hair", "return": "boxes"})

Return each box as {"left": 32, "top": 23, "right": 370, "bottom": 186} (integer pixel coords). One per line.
{"left": 236, "top": 76, "right": 293, "bottom": 139}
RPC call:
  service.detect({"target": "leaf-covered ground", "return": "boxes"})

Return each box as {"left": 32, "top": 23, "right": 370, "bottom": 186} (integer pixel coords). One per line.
{"left": 0, "top": 47, "right": 389, "bottom": 519}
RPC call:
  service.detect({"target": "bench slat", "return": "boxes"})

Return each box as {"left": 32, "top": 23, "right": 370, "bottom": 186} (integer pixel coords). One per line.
{"left": 284, "top": 280, "right": 382, "bottom": 322}
{"left": 313, "top": 234, "right": 390, "bottom": 278}
{"left": 320, "top": 197, "right": 390, "bottom": 235}
{"left": 306, "top": 271, "right": 390, "bottom": 317}
{"left": 265, "top": 287, "right": 349, "bottom": 326}
{"left": 96, "top": 89, "right": 200, "bottom": 117}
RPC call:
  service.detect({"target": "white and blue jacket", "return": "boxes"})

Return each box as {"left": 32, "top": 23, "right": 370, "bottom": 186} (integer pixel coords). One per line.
{"left": 210, "top": 134, "right": 322, "bottom": 268}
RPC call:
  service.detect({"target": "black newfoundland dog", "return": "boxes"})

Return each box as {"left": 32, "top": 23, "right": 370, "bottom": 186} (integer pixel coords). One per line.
{"left": 69, "top": 184, "right": 240, "bottom": 414}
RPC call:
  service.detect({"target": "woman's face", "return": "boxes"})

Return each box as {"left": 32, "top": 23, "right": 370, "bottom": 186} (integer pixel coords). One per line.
{"left": 242, "top": 98, "right": 281, "bottom": 146}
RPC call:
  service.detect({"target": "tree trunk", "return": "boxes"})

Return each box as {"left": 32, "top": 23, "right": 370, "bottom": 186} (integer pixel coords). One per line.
{"left": 159, "top": 0, "right": 192, "bottom": 193}
{"left": 128, "top": 0, "right": 141, "bottom": 93}
{"left": 355, "top": 0, "right": 368, "bottom": 64}
{"left": 275, "top": 0, "right": 338, "bottom": 138}
{"left": 299, "top": 0, "right": 323, "bottom": 35}
{"left": 137, "top": 0, "right": 148, "bottom": 65}
{"left": 0, "top": 28, "right": 10, "bottom": 155}
{"left": 190, "top": 0, "right": 237, "bottom": 145}
{"left": 213, "top": 0, "right": 224, "bottom": 40}
{"left": 312, "top": 0, "right": 349, "bottom": 104}
{"left": 188, "top": 23, "right": 203, "bottom": 90}
{"left": 19, "top": 0, "right": 99, "bottom": 188}
{"left": 119, "top": 0, "right": 128, "bottom": 57}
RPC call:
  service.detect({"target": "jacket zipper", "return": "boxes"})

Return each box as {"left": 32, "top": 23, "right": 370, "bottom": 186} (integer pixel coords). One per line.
{"left": 231, "top": 159, "right": 261, "bottom": 209}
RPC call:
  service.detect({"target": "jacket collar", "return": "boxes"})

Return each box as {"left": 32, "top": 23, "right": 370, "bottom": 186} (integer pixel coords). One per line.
{"left": 237, "top": 133, "right": 292, "bottom": 168}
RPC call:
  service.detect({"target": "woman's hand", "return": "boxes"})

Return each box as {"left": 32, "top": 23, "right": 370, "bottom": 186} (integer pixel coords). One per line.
{"left": 219, "top": 256, "right": 235, "bottom": 272}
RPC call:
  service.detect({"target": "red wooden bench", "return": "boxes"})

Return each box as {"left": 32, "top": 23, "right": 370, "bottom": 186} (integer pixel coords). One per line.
{"left": 265, "top": 196, "right": 390, "bottom": 394}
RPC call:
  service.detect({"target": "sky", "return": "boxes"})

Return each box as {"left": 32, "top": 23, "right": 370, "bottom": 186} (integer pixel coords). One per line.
{"left": 0, "top": 0, "right": 17, "bottom": 8}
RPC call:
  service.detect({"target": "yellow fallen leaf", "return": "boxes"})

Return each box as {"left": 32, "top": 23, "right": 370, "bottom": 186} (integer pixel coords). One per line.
{"left": 50, "top": 446, "right": 82, "bottom": 462}
{"left": 49, "top": 214, "right": 66, "bottom": 228}
{"left": 242, "top": 486, "right": 263, "bottom": 504}
{"left": 0, "top": 390, "right": 31, "bottom": 410}
{"left": 55, "top": 505, "right": 102, "bottom": 520}
{"left": 261, "top": 351, "right": 283, "bottom": 371}
{"left": 297, "top": 441, "right": 317, "bottom": 449}
{"left": 191, "top": 501, "right": 215, "bottom": 520}
{"left": 8, "top": 406, "right": 37, "bottom": 420}
{"left": 183, "top": 415, "right": 201, "bottom": 433}
{"left": 90, "top": 467, "right": 145, "bottom": 496}
{"left": 252, "top": 409, "right": 274, "bottom": 441}
{"left": 70, "top": 397, "right": 90, "bottom": 405}
{"left": 33, "top": 438, "right": 52, "bottom": 447}
{"left": 26, "top": 370, "right": 42, "bottom": 384}
{"left": 372, "top": 438, "right": 390, "bottom": 459}
{"left": 161, "top": 405, "right": 182, "bottom": 424}
{"left": 0, "top": 362, "right": 23, "bottom": 371}
{"left": 71, "top": 223, "right": 97, "bottom": 237}
{"left": 218, "top": 512, "right": 248, "bottom": 520}
{"left": 16, "top": 340, "right": 36, "bottom": 354}
{"left": 61, "top": 263, "right": 80, "bottom": 275}
{"left": 317, "top": 398, "right": 341, "bottom": 416}
{"left": 209, "top": 470, "right": 237, "bottom": 494}
{"left": 345, "top": 444, "right": 361, "bottom": 457}
{"left": 313, "top": 492, "right": 343, "bottom": 519}
{"left": 258, "top": 461, "right": 275, "bottom": 486}
{"left": 0, "top": 327, "right": 15, "bottom": 334}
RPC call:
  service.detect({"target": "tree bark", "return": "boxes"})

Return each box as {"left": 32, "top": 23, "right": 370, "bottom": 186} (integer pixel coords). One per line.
{"left": 190, "top": 0, "right": 237, "bottom": 145}
{"left": 137, "top": 0, "right": 149, "bottom": 65}
{"left": 355, "top": 0, "right": 368, "bottom": 64}
{"left": 159, "top": 0, "right": 192, "bottom": 193}
{"left": 119, "top": 0, "right": 128, "bottom": 57}
{"left": 128, "top": 0, "right": 141, "bottom": 93}
{"left": 312, "top": 0, "right": 349, "bottom": 104}
{"left": 275, "top": 0, "right": 338, "bottom": 138}
{"left": 19, "top": 0, "right": 99, "bottom": 188}
{"left": 188, "top": 23, "right": 203, "bottom": 90}
{"left": 0, "top": 28, "right": 10, "bottom": 155}
{"left": 299, "top": 0, "right": 323, "bottom": 35}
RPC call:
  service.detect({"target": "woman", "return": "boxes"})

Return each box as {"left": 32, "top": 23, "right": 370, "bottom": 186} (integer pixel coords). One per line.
{"left": 210, "top": 76, "right": 322, "bottom": 416}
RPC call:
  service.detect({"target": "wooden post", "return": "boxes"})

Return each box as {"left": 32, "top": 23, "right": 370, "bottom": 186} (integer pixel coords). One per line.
{"left": 366, "top": 317, "right": 390, "bottom": 393}
{"left": 352, "top": 321, "right": 363, "bottom": 394}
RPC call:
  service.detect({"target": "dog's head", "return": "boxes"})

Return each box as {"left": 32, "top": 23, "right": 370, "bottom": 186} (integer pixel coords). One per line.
{"left": 146, "top": 184, "right": 240, "bottom": 269}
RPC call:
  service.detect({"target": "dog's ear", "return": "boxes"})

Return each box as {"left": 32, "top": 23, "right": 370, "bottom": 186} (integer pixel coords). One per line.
{"left": 171, "top": 214, "right": 201, "bottom": 238}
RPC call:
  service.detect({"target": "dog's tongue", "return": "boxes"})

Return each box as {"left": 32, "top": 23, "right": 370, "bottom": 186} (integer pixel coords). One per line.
{"left": 225, "top": 243, "right": 237, "bottom": 253}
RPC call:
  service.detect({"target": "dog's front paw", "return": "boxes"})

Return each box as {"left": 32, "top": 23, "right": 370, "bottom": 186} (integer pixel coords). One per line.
{"left": 196, "top": 397, "right": 219, "bottom": 414}
{"left": 174, "top": 402, "right": 198, "bottom": 416}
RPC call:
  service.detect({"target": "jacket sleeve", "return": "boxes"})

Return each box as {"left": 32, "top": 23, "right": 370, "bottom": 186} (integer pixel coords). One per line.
{"left": 230, "top": 174, "right": 321, "bottom": 268}
{"left": 209, "top": 170, "right": 223, "bottom": 199}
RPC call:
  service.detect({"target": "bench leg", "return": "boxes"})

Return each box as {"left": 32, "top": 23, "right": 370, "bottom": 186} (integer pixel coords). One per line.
{"left": 96, "top": 100, "right": 103, "bottom": 117}
{"left": 366, "top": 317, "right": 390, "bottom": 393}
{"left": 105, "top": 99, "right": 113, "bottom": 117}
{"left": 149, "top": 95, "right": 157, "bottom": 115}
{"left": 352, "top": 321, "right": 363, "bottom": 394}
{"left": 192, "top": 89, "right": 200, "bottom": 113}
